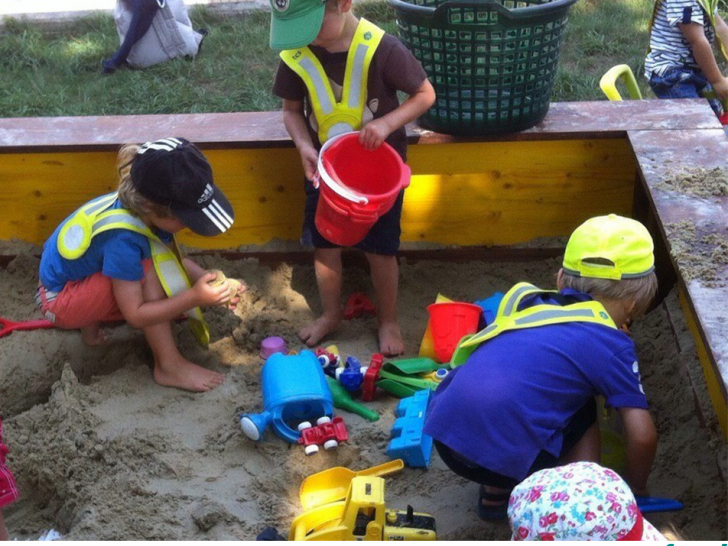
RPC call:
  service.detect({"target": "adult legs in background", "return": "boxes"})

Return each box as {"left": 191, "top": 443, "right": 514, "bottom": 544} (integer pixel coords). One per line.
{"left": 103, "top": 0, "right": 161, "bottom": 73}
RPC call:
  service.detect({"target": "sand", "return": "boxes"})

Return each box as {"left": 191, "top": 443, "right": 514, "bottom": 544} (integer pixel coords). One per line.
{"left": 658, "top": 167, "right": 728, "bottom": 199}
{"left": 0, "top": 245, "right": 726, "bottom": 540}
{"left": 664, "top": 222, "right": 728, "bottom": 287}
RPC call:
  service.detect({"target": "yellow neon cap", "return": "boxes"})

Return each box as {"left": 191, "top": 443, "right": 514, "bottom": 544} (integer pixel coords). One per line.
{"left": 563, "top": 214, "right": 655, "bottom": 280}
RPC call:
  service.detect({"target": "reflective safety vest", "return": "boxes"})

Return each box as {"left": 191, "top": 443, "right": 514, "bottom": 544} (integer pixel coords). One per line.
{"left": 57, "top": 193, "right": 210, "bottom": 347}
{"left": 649, "top": 0, "right": 728, "bottom": 61}
{"left": 280, "top": 18, "right": 385, "bottom": 144}
{"left": 450, "top": 282, "right": 617, "bottom": 367}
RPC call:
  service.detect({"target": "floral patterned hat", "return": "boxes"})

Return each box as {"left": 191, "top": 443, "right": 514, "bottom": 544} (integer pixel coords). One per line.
{"left": 508, "top": 462, "right": 665, "bottom": 541}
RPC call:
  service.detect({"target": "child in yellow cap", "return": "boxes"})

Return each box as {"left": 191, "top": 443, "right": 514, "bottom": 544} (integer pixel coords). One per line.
{"left": 424, "top": 214, "right": 659, "bottom": 521}
{"left": 268, "top": 0, "right": 436, "bottom": 355}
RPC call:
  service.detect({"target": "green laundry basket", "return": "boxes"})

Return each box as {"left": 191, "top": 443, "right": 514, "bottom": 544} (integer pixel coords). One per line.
{"left": 387, "top": 0, "right": 579, "bottom": 135}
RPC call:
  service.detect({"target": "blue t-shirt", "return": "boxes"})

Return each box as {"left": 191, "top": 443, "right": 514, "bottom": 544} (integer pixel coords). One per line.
{"left": 40, "top": 199, "right": 173, "bottom": 292}
{"left": 423, "top": 289, "right": 648, "bottom": 481}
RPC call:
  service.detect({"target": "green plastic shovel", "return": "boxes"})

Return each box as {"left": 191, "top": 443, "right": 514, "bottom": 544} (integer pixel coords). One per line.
{"left": 326, "top": 376, "right": 379, "bottom": 422}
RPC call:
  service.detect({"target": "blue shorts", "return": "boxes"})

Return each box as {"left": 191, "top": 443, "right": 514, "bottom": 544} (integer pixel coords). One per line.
{"left": 434, "top": 398, "right": 597, "bottom": 489}
{"left": 649, "top": 67, "right": 722, "bottom": 115}
{"left": 301, "top": 178, "right": 404, "bottom": 256}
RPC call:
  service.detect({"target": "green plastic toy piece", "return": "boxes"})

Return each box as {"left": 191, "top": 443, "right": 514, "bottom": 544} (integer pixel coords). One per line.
{"left": 382, "top": 357, "right": 440, "bottom": 375}
{"left": 376, "top": 378, "right": 422, "bottom": 398}
{"left": 325, "top": 376, "right": 379, "bottom": 422}
{"left": 449, "top": 334, "right": 477, "bottom": 367}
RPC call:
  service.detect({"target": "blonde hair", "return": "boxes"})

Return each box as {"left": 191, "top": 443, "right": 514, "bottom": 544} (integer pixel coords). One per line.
{"left": 116, "top": 143, "right": 173, "bottom": 218}
{"left": 560, "top": 267, "right": 658, "bottom": 318}
{"left": 661, "top": 523, "right": 686, "bottom": 541}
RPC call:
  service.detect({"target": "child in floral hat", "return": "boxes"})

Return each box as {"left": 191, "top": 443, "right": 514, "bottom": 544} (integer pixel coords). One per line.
{"left": 508, "top": 462, "right": 665, "bottom": 541}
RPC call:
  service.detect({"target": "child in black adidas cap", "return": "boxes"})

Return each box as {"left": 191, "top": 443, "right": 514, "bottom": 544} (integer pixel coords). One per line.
{"left": 37, "top": 137, "right": 243, "bottom": 392}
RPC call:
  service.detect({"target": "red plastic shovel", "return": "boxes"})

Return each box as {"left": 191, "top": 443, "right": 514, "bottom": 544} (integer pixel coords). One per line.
{"left": 0, "top": 316, "right": 55, "bottom": 339}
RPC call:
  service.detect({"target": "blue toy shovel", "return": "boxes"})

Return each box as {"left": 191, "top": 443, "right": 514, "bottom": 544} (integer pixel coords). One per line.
{"left": 635, "top": 495, "right": 684, "bottom": 513}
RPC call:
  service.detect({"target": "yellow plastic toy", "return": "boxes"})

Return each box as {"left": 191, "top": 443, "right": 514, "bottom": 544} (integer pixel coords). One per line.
{"left": 598, "top": 397, "right": 627, "bottom": 474}
{"left": 300, "top": 460, "right": 404, "bottom": 510}
{"left": 418, "top": 294, "right": 452, "bottom": 361}
{"left": 325, "top": 345, "right": 342, "bottom": 367}
{"left": 599, "top": 65, "right": 643, "bottom": 101}
{"left": 289, "top": 476, "right": 436, "bottom": 541}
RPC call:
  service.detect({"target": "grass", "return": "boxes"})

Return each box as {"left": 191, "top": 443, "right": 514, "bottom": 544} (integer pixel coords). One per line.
{"left": 554, "top": 0, "right": 654, "bottom": 101}
{"left": 0, "top": 0, "right": 720, "bottom": 117}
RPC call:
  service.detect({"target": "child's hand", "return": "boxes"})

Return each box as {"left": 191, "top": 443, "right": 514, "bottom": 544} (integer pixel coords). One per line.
{"left": 207, "top": 270, "right": 247, "bottom": 309}
{"left": 194, "top": 272, "right": 231, "bottom": 307}
{"left": 359, "top": 119, "right": 392, "bottom": 151}
{"left": 226, "top": 278, "right": 247, "bottom": 310}
{"left": 300, "top": 145, "right": 319, "bottom": 181}
{"left": 714, "top": 77, "right": 728, "bottom": 101}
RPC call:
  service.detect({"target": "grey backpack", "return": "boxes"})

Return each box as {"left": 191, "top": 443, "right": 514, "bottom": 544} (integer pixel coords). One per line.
{"left": 114, "top": 0, "right": 204, "bottom": 68}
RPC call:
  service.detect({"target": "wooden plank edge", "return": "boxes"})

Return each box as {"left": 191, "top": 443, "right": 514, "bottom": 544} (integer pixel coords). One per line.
{"left": 0, "top": 246, "right": 565, "bottom": 271}
{"left": 678, "top": 285, "right": 728, "bottom": 439}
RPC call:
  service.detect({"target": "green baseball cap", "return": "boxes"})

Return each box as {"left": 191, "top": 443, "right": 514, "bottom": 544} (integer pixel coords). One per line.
{"left": 269, "top": 0, "right": 326, "bottom": 50}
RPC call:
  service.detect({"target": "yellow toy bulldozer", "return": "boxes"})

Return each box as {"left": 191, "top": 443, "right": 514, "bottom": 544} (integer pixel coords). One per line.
{"left": 289, "top": 476, "right": 436, "bottom": 541}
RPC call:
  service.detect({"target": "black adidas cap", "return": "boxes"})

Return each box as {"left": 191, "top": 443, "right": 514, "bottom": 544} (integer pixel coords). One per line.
{"left": 130, "top": 137, "right": 234, "bottom": 236}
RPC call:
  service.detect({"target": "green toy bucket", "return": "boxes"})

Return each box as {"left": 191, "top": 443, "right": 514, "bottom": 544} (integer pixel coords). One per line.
{"left": 387, "top": 0, "right": 578, "bottom": 135}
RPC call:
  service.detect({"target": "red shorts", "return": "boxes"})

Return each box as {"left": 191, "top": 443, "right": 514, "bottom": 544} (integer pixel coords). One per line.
{"left": 0, "top": 421, "right": 19, "bottom": 509}
{"left": 36, "top": 259, "right": 152, "bottom": 329}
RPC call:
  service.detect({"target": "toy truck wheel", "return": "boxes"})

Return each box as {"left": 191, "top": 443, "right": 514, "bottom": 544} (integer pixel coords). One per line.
{"left": 316, "top": 416, "right": 331, "bottom": 425}
{"left": 298, "top": 421, "right": 312, "bottom": 431}
{"left": 323, "top": 439, "right": 338, "bottom": 450}
{"left": 304, "top": 444, "right": 319, "bottom": 456}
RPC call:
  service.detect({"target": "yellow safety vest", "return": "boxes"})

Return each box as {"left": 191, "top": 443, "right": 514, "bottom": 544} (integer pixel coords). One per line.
{"left": 57, "top": 193, "right": 210, "bottom": 347}
{"left": 450, "top": 282, "right": 617, "bottom": 367}
{"left": 280, "top": 18, "right": 385, "bottom": 144}
{"left": 650, "top": 0, "right": 728, "bottom": 60}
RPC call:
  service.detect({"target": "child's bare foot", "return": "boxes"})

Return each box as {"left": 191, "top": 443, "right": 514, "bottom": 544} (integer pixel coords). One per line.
{"left": 299, "top": 314, "right": 341, "bottom": 347}
{"left": 81, "top": 323, "right": 109, "bottom": 346}
{"left": 153, "top": 356, "right": 226, "bottom": 392}
{"left": 379, "top": 321, "right": 404, "bottom": 356}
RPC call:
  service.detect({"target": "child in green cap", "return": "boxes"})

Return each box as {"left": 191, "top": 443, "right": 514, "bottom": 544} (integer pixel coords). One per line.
{"left": 269, "top": 0, "right": 436, "bottom": 356}
{"left": 424, "top": 214, "right": 659, "bottom": 520}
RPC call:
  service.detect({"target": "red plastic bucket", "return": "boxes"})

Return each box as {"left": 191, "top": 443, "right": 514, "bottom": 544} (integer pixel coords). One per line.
{"left": 314, "top": 132, "right": 411, "bottom": 246}
{"left": 427, "top": 302, "right": 483, "bottom": 363}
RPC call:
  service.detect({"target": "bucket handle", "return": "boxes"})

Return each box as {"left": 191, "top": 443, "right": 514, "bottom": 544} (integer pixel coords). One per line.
{"left": 321, "top": 191, "right": 352, "bottom": 218}
{"left": 401, "top": 164, "right": 412, "bottom": 190}
{"left": 316, "top": 132, "right": 369, "bottom": 206}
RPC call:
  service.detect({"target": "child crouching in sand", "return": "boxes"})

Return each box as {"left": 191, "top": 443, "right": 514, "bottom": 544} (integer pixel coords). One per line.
{"left": 425, "top": 215, "right": 659, "bottom": 520}
{"left": 36, "top": 138, "right": 243, "bottom": 392}
{"left": 508, "top": 462, "right": 666, "bottom": 540}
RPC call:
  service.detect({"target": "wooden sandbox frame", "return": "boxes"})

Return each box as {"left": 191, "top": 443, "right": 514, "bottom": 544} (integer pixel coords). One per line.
{"left": 0, "top": 99, "right": 726, "bottom": 437}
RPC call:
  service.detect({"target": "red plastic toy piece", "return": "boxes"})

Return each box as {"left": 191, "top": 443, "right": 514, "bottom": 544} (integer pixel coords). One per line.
{"left": 344, "top": 293, "right": 376, "bottom": 320}
{"left": 361, "top": 354, "right": 384, "bottom": 402}
{"left": 297, "top": 416, "right": 349, "bottom": 455}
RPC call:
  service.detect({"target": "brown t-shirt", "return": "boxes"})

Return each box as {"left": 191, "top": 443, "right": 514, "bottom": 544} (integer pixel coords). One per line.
{"left": 272, "top": 32, "right": 427, "bottom": 161}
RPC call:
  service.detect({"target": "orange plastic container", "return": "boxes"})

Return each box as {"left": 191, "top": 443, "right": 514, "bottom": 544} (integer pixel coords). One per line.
{"left": 427, "top": 302, "right": 483, "bottom": 363}
{"left": 314, "top": 133, "right": 411, "bottom": 247}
